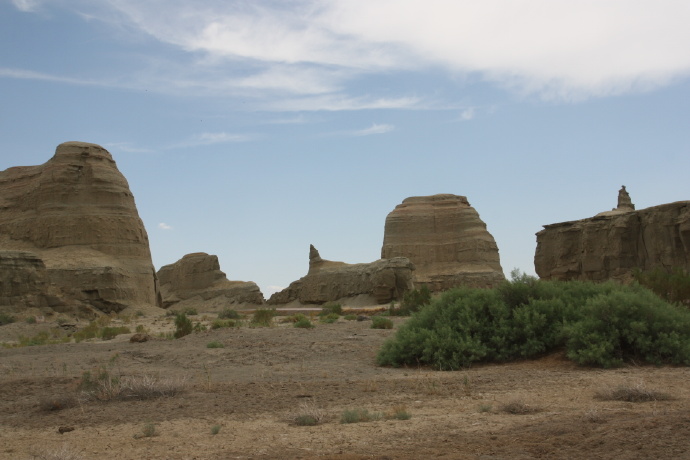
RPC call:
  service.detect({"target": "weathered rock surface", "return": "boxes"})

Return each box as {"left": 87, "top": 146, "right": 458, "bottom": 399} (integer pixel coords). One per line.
{"left": 157, "top": 252, "right": 264, "bottom": 309}
{"left": 381, "top": 194, "right": 505, "bottom": 291}
{"left": 535, "top": 189, "right": 690, "bottom": 281}
{"left": 268, "top": 245, "right": 415, "bottom": 305}
{"left": 0, "top": 142, "right": 160, "bottom": 314}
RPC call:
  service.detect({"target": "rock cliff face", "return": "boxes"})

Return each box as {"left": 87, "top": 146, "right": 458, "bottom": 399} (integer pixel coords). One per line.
{"left": 535, "top": 194, "right": 690, "bottom": 281}
{"left": 157, "top": 252, "right": 265, "bottom": 309}
{"left": 268, "top": 245, "right": 415, "bottom": 305}
{"left": 381, "top": 194, "right": 505, "bottom": 291}
{"left": 0, "top": 142, "right": 160, "bottom": 314}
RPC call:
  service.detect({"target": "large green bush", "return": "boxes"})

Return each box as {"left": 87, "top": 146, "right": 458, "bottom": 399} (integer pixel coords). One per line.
{"left": 633, "top": 267, "right": 690, "bottom": 306}
{"left": 377, "top": 275, "right": 690, "bottom": 369}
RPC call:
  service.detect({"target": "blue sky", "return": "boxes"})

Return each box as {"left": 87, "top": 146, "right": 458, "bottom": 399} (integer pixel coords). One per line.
{"left": 2, "top": 0, "right": 689, "bottom": 297}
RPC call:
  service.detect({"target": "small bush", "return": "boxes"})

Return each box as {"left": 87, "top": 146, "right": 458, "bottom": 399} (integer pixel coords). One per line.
{"left": 211, "top": 319, "right": 237, "bottom": 329}
{"left": 0, "top": 312, "right": 16, "bottom": 326}
{"left": 340, "top": 408, "right": 381, "bottom": 424}
{"left": 218, "top": 308, "right": 241, "bottom": 319}
{"left": 291, "top": 400, "right": 326, "bottom": 426}
{"left": 211, "top": 424, "right": 221, "bottom": 435}
{"left": 294, "top": 318, "right": 315, "bottom": 329}
{"left": 26, "top": 316, "right": 37, "bottom": 324}
{"left": 193, "top": 321, "right": 207, "bottom": 333}
{"left": 595, "top": 383, "right": 671, "bottom": 402}
{"left": 344, "top": 314, "right": 357, "bottom": 321}
{"left": 388, "top": 405, "right": 411, "bottom": 420}
{"left": 206, "top": 341, "right": 224, "bottom": 349}
{"left": 320, "top": 303, "right": 343, "bottom": 316}
{"left": 320, "top": 313, "right": 340, "bottom": 324}
{"left": 500, "top": 400, "right": 540, "bottom": 415}
{"left": 174, "top": 313, "right": 193, "bottom": 338}
{"left": 478, "top": 404, "right": 492, "bottom": 413}
{"left": 371, "top": 316, "right": 393, "bottom": 329}
{"left": 133, "top": 423, "right": 158, "bottom": 439}
{"left": 251, "top": 308, "right": 276, "bottom": 327}
{"left": 100, "top": 326, "right": 131, "bottom": 341}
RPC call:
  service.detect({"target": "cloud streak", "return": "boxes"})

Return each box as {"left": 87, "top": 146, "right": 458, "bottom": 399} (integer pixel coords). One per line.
{"left": 11, "top": 1, "right": 690, "bottom": 105}
{"left": 353, "top": 123, "right": 395, "bottom": 136}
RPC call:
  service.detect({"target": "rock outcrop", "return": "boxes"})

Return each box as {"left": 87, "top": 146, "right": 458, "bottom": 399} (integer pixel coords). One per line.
{"left": 268, "top": 245, "right": 415, "bottom": 305}
{"left": 535, "top": 188, "right": 690, "bottom": 281}
{"left": 157, "top": 252, "right": 264, "bottom": 309}
{"left": 0, "top": 142, "right": 160, "bottom": 314}
{"left": 381, "top": 194, "right": 505, "bottom": 291}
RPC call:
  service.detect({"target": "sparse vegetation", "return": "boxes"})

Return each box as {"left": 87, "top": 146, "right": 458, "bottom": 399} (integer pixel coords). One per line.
{"left": 320, "top": 313, "right": 339, "bottom": 324}
{"left": 391, "top": 284, "right": 432, "bottom": 316}
{"left": 174, "top": 313, "right": 193, "bottom": 338}
{"left": 134, "top": 423, "right": 158, "bottom": 439}
{"left": 206, "top": 340, "right": 224, "bottom": 348}
{"left": 79, "top": 367, "right": 187, "bottom": 402}
{"left": 320, "top": 303, "right": 343, "bottom": 316}
{"left": 0, "top": 312, "right": 16, "bottom": 326}
{"left": 251, "top": 308, "right": 276, "bottom": 327}
{"left": 371, "top": 316, "right": 393, "bottom": 329}
{"left": 340, "top": 408, "right": 382, "bottom": 424}
{"left": 135, "top": 324, "right": 147, "bottom": 333}
{"left": 99, "top": 326, "right": 131, "bottom": 340}
{"left": 500, "top": 400, "right": 541, "bottom": 415}
{"left": 388, "top": 405, "right": 411, "bottom": 420}
{"left": 294, "top": 317, "right": 315, "bottom": 329}
{"left": 29, "top": 444, "right": 85, "bottom": 460}
{"left": 26, "top": 316, "right": 37, "bottom": 324}
{"left": 344, "top": 314, "right": 357, "bottom": 321}
{"left": 211, "top": 319, "right": 238, "bottom": 329}
{"left": 291, "top": 400, "right": 326, "bottom": 426}
{"left": 218, "top": 308, "right": 242, "bottom": 319}
{"left": 377, "top": 272, "right": 690, "bottom": 369}
{"left": 478, "top": 403, "right": 493, "bottom": 413}
{"left": 595, "top": 383, "right": 672, "bottom": 402}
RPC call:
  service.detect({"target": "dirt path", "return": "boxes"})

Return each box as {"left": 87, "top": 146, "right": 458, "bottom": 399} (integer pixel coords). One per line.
{"left": 1, "top": 317, "right": 689, "bottom": 459}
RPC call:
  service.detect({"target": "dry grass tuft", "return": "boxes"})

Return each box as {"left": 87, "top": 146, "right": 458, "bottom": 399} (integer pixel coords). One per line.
{"left": 595, "top": 382, "right": 672, "bottom": 403}
{"left": 80, "top": 371, "right": 188, "bottom": 402}
{"left": 290, "top": 399, "right": 327, "bottom": 426}
{"left": 499, "top": 400, "right": 541, "bottom": 415}
{"left": 29, "top": 444, "right": 84, "bottom": 460}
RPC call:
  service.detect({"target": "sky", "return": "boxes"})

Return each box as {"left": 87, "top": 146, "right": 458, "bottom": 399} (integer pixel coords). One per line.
{"left": 1, "top": 0, "right": 689, "bottom": 298}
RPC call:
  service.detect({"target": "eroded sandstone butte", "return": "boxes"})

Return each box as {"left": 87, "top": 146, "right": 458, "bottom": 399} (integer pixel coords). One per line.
{"left": 268, "top": 245, "right": 415, "bottom": 305}
{"left": 381, "top": 194, "right": 505, "bottom": 291}
{"left": 157, "top": 252, "right": 264, "bottom": 310}
{"left": 0, "top": 141, "right": 160, "bottom": 314}
{"left": 535, "top": 191, "right": 690, "bottom": 282}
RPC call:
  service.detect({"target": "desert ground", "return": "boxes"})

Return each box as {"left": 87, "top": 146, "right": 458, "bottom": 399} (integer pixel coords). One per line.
{"left": 1, "top": 310, "right": 689, "bottom": 460}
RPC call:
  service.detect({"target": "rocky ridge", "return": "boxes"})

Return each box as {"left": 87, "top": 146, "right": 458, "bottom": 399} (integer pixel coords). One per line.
{"left": 157, "top": 252, "right": 264, "bottom": 310}
{"left": 0, "top": 142, "right": 160, "bottom": 315}
{"left": 535, "top": 187, "right": 690, "bottom": 281}
{"left": 381, "top": 194, "right": 505, "bottom": 290}
{"left": 268, "top": 245, "right": 415, "bottom": 305}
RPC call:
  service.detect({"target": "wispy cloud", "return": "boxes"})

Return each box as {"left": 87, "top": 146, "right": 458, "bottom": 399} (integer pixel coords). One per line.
{"left": 158, "top": 222, "right": 173, "bottom": 230}
{"left": 458, "top": 108, "right": 475, "bottom": 121}
{"left": 10, "top": 1, "right": 690, "bottom": 105}
{"left": 353, "top": 123, "right": 395, "bottom": 136}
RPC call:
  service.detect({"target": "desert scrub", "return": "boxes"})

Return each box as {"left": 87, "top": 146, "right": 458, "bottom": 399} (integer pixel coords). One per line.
{"left": 211, "top": 424, "right": 221, "bottom": 435}
{"left": 320, "top": 313, "right": 340, "bottom": 324}
{"left": 0, "top": 312, "right": 16, "bottom": 326}
{"left": 388, "top": 405, "right": 411, "bottom": 420}
{"left": 340, "top": 408, "right": 382, "bottom": 424}
{"left": 391, "top": 284, "right": 432, "bottom": 316}
{"left": 371, "top": 316, "right": 393, "bottom": 329}
{"left": 79, "top": 367, "right": 187, "bottom": 402}
{"left": 344, "top": 314, "right": 357, "bottom": 321}
{"left": 218, "top": 308, "right": 241, "bottom": 319}
{"left": 290, "top": 400, "right": 326, "bottom": 426}
{"left": 211, "top": 319, "right": 238, "bottom": 329}
{"left": 594, "top": 383, "right": 672, "bottom": 402}
{"left": 206, "top": 340, "right": 224, "bottom": 348}
{"left": 133, "top": 423, "right": 158, "bottom": 439}
{"left": 500, "top": 400, "right": 541, "bottom": 415}
{"left": 15, "top": 330, "right": 70, "bottom": 347}
{"left": 174, "top": 313, "right": 193, "bottom": 338}
{"left": 99, "top": 326, "right": 131, "bottom": 340}
{"left": 294, "top": 317, "right": 315, "bottom": 329}
{"left": 251, "top": 308, "right": 276, "bottom": 327}
{"left": 377, "top": 274, "right": 690, "bottom": 369}
{"left": 320, "top": 302, "right": 343, "bottom": 316}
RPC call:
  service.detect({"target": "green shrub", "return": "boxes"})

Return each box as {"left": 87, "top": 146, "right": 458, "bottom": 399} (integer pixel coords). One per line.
{"left": 211, "top": 424, "right": 221, "bottom": 435}
{"left": 320, "top": 313, "right": 339, "bottom": 324}
{"left": 340, "top": 408, "right": 381, "bottom": 424}
{"left": 633, "top": 267, "right": 690, "bottom": 306}
{"left": 371, "top": 316, "right": 393, "bottom": 329}
{"left": 100, "top": 326, "right": 131, "bottom": 341}
{"left": 320, "top": 303, "right": 343, "bottom": 316}
{"left": 395, "top": 284, "right": 432, "bottom": 315}
{"left": 218, "top": 308, "right": 241, "bottom": 319}
{"left": 26, "top": 316, "right": 37, "bottom": 324}
{"left": 377, "top": 277, "right": 690, "bottom": 369}
{"left": 251, "top": 308, "right": 276, "bottom": 327}
{"left": 193, "top": 322, "right": 207, "bottom": 333}
{"left": 344, "top": 314, "right": 357, "bottom": 321}
{"left": 294, "top": 317, "right": 315, "bottom": 329}
{"left": 174, "top": 313, "right": 193, "bottom": 338}
{"left": 206, "top": 341, "right": 224, "bottom": 349}
{"left": 0, "top": 312, "right": 16, "bottom": 326}
{"left": 211, "top": 319, "right": 237, "bottom": 329}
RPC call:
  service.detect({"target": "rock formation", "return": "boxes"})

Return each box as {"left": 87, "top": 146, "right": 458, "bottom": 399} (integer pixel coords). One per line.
{"left": 268, "top": 245, "right": 415, "bottom": 305}
{"left": 381, "top": 194, "right": 505, "bottom": 291}
{"left": 0, "top": 141, "right": 160, "bottom": 314}
{"left": 157, "top": 252, "right": 264, "bottom": 309}
{"left": 535, "top": 188, "right": 690, "bottom": 281}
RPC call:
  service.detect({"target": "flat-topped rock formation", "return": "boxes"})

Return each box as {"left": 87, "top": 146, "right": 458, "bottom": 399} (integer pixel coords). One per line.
{"left": 268, "top": 245, "right": 415, "bottom": 305}
{"left": 535, "top": 187, "right": 690, "bottom": 281}
{"left": 157, "top": 252, "right": 264, "bottom": 310}
{"left": 0, "top": 142, "right": 160, "bottom": 314}
{"left": 381, "top": 194, "right": 505, "bottom": 291}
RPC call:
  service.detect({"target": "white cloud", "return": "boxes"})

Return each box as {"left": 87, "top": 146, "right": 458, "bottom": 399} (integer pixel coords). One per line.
{"left": 11, "top": 0, "right": 41, "bottom": 12}
{"left": 353, "top": 123, "right": 395, "bottom": 136}
{"left": 11, "top": 1, "right": 690, "bottom": 104}
{"left": 458, "top": 108, "right": 475, "bottom": 121}
{"left": 158, "top": 222, "right": 173, "bottom": 230}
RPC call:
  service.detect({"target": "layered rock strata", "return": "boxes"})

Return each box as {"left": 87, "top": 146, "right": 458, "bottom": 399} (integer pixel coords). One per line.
{"left": 268, "top": 245, "right": 414, "bottom": 305}
{"left": 157, "top": 252, "right": 264, "bottom": 309}
{"left": 535, "top": 189, "right": 690, "bottom": 281}
{"left": 381, "top": 194, "right": 504, "bottom": 291}
{"left": 0, "top": 142, "right": 160, "bottom": 314}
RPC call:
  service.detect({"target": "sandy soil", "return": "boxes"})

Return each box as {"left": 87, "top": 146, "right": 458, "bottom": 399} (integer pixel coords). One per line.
{"left": 1, "top": 313, "right": 689, "bottom": 460}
